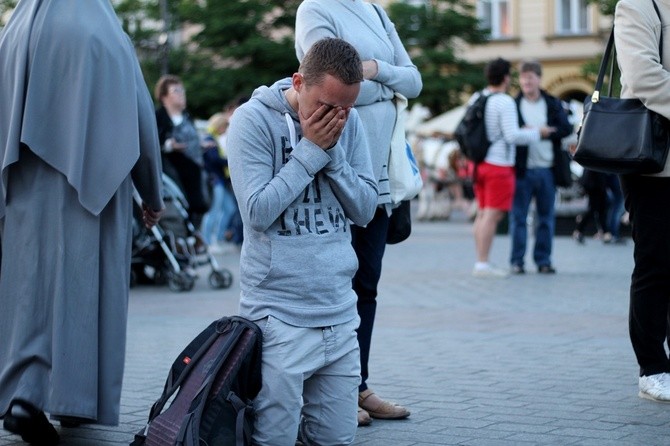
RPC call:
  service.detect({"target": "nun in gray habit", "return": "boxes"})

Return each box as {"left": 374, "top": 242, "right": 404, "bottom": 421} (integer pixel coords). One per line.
{"left": 0, "top": 0, "right": 164, "bottom": 441}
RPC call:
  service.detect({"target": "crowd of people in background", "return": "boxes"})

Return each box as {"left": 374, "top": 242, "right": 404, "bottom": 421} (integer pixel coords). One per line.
{"left": 153, "top": 64, "right": 627, "bottom": 268}
{"left": 154, "top": 76, "right": 246, "bottom": 255}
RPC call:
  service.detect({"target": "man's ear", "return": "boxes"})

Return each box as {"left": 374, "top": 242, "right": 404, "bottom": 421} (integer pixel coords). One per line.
{"left": 292, "top": 72, "right": 304, "bottom": 93}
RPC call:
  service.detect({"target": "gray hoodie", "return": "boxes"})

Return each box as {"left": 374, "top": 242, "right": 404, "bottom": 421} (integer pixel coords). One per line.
{"left": 227, "top": 78, "right": 378, "bottom": 327}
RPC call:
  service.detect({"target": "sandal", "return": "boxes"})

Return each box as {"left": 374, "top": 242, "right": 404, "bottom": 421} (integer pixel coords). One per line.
{"left": 357, "top": 408, "right": 372, "bottom": 426}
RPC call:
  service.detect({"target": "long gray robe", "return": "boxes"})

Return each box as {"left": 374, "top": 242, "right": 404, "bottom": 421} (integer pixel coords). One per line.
{"left": 0, "top": 0, "right": 163, "bottom": 426}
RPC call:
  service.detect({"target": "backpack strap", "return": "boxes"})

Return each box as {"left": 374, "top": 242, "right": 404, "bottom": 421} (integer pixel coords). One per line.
{"left": 131, "top": 318, "right": 229, "bottom": 445}
{"left": 480, "top": 90, "right": 502, "bottom": 146}
{"left": 227, "top": 392, "right": 250, "bottom": 446}
{"left": 150, "top": 320, "right": 224, "bottom": 420}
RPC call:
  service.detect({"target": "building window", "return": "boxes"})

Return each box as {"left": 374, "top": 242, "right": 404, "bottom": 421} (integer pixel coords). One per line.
{"left": 556, "top": 0, "right": 590, "bottom": 34}
{"left": 478, "top": 0, "right": 511, "bottom": 39}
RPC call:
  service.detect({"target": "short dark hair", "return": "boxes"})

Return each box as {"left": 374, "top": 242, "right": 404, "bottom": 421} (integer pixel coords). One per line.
{"left": 485, "top": 58, "right": 511, "bottom": 86}
{"left": 154, "top": 74, "right": 182, "bottom": 102}
{"left": 519, "top": 59, "right": 542, "bottom": 77}
{"left": 299, "top": 38, "right": 363, "bottom": 86}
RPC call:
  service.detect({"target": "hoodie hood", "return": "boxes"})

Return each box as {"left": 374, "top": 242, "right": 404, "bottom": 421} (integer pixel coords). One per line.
{"left": 249, "top": 78, "right": 298, "bottom": 119}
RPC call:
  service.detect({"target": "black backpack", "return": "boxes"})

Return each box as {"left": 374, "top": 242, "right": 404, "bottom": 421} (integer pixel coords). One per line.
{"left": 454, "top": 92, "right": 498, "bottom": 163}
{"left": 131, "top": 316, "right": 263, "bottom": 446}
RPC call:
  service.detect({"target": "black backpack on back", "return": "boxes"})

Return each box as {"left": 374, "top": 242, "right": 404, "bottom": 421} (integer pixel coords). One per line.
{"left": 131, "top": 316, "right": 262, "bottom": 446}
{"left": 454, "top": 92, "right": 498, "bottom": 163}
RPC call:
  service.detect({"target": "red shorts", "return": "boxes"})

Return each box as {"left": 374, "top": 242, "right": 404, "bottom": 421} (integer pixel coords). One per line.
{"left": 473, "top": 162, "right": 515, "bottom": 211}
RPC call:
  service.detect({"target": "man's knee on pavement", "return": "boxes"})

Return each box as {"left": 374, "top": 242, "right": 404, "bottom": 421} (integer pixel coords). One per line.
{"left": 300, "top": 415, "right": 356, "bottom": 446}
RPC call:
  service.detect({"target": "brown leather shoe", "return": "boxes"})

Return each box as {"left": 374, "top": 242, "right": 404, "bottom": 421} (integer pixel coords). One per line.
{"left": 358, "top": 389, "right": 410, "bottom": 420}
{"left": 357, "top": 408, "right": 372, "bottom": 426}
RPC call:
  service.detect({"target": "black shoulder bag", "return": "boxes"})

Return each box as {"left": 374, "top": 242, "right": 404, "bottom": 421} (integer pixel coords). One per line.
{"left": 573, "top": 0, "right": 670, "bottom": 175}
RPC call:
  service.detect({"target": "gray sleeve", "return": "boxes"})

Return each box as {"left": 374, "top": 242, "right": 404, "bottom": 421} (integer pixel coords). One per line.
{"left": 130, "top": 65, "right": 164, "bottom": 211}
{"left": 370, "top": 6, "right": 423, "bottom": 100}
{"left": 322, "top": 114, "right": 378, "bottom": 226}
{"left": 227, "top": 107, "right": 331, "bottom": 233}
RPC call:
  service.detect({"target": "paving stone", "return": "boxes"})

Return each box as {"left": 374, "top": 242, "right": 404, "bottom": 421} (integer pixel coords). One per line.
{"left": 2, "top": 218, "right": 669, "bottom": 445}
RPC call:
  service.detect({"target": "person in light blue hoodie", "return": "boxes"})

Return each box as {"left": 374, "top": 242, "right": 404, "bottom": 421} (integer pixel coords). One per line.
{"left": 226, "top": 38, "right": 378, "bottom": 446}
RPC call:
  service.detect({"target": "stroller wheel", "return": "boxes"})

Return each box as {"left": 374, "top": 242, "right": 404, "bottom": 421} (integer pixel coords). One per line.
{"left": 154, "top": 268, "right": 168, "bottom": 286}
{"left": 208, "top": 269, "right": 233, "bottom": 289}
{"left": 168, "top": 271, "right": 195, "bottom": 292}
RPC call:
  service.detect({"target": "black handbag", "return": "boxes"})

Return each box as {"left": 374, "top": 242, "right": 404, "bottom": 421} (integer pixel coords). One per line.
{"left": 386, "top": 200, "right": 411, "bottom": 245}
{"left": 573, "top": 0, "right": 670, "bottom": 175}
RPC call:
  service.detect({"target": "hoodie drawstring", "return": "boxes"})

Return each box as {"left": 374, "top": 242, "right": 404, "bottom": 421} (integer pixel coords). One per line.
{"left": 284, "top": 113, "right": 299, "bottom": 149}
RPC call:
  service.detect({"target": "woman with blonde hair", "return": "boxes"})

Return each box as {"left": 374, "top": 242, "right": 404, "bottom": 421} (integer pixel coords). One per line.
{"left": 201, "top": 112, "right": 238, "bottom": 253}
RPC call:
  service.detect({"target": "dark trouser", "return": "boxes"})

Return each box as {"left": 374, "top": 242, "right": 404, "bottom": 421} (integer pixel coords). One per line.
{"left": 164, "top": 152, "right": 209, "bottom": 227}
{"left": 351, "top": 207, "right": 389, "bottom": 393}
{"left": 621, "top": 175, "right": 670, "bottom": 377}
{"left": 576, "top": 186, "right": 608, "bottom": 234}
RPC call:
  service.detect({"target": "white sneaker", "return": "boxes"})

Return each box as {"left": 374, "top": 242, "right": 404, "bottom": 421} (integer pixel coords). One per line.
{"left": 472, "top": 263, "right": 510, "bottom": 278}
{"left": 208, "top": 241, "right": 235, "bottom": 255}
{"left": 207, "top": 243, "right": 225, "bottom": 255}
{"left": 639, "top": 373, "right": 670, "bottom": 402}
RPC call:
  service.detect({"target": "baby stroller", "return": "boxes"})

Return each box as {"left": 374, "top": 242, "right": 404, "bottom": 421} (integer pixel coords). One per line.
{"left": 131, "top": 174, "right": 233, "bottom": 292}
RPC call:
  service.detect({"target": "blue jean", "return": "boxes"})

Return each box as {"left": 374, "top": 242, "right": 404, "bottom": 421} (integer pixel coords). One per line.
{"left": 201, "top": 182, "right": 236, "bottom": 245}
{"left": 510, "top": 168, "right": 555, "bottom": 268}
{"left": 223, "top": 207, "right": 243, "bottom": 245}
{"left": 251, "top": 316, "right": 360, "bottom": 446}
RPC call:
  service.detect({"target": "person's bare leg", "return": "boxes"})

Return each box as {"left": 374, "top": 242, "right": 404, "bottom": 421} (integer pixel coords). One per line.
{"left": 474, "top": 208, "right": 504, "bottom": 263}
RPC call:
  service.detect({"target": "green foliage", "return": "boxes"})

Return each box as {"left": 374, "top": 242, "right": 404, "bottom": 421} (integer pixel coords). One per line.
{"left": 582, "top": 1, "right": 618, "bottom": 94}
{"left": 585, "top": 0, "right": 619, "bottom": 16}
{"left": 154, "top": 0, "right": 489, "bottom": 118}
{"left": 1, "top": 0, "right": 490, "bottom": 119}
{"left": 0, "top": 0, "right": 17, "bottom": 27}
{"left": 387, "top": 0, "right": 489, "bottom": 115}
{"left": 170, "top": 0, "right": 301, "bottom": 118}
{"left": 114, "top": 0, "right": 162, "bottom": 45}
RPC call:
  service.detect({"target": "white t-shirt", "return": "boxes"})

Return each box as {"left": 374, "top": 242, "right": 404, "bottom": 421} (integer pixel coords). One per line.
{"left": 520, "top": 97, "right": 553, "bottom": 169}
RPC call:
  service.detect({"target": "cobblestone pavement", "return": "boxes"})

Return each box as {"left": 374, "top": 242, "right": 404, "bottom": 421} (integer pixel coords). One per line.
{"left": 3, "top": 216, "right": 669, "bottom": 445}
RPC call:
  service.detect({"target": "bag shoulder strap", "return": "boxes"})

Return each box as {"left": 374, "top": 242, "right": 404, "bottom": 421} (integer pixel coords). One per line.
{"left": 594, "top": 0, "right": 663, "bottom": 101}
{"left": 478, "top": 91, "right": 503, "bottom": 146}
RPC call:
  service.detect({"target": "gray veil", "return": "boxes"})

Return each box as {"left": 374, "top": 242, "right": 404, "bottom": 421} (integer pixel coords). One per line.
{"left": 0, "top": 0, "right": 159, "bottom": 217}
